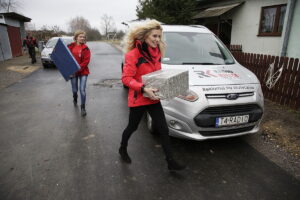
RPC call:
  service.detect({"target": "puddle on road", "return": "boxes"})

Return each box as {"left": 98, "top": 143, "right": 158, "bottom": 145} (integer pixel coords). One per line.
{"left": 7, "top": 65, "right": 39, "bottom": 74}
{"left": 93, "top": 79, "right": 123, "bottom": 88}
{"left": 82, "top": 134, "right": 95, "bottom": 140}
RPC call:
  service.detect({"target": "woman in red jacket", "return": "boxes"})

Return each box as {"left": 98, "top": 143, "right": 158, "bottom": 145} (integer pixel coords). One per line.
{"left": 68, "top": 30, "right": 91, "bottom": 116}
{"left": 119, "top": 20, "right": 185, "bottom": 171}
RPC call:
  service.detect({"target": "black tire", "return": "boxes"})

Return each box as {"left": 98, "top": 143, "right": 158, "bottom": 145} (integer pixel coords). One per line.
{"left": 42, "top": 63, "right": 48, "bottom": 68}
{"left": 121, "top": 62, "right": 128, "bottom": 88}
{"left": 146, "top": 112, "right": 159, "bottom": 135}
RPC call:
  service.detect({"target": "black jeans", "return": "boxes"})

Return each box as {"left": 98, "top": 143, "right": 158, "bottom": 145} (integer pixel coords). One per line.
{"left": 121, "top": 102, "right": 173, "bottom": 159}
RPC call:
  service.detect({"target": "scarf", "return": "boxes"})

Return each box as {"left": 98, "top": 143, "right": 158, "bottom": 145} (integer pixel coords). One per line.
{"left": 136, "top": 40, "right": 161, "bottom": 63}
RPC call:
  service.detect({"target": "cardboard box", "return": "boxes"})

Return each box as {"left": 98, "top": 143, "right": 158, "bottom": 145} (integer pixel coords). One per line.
{"left": 142, "top": 69, "right": 189, "bottom": 100}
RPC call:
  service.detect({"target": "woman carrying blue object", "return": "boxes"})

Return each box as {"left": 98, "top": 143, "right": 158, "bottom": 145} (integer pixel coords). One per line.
{"left": 68, "top": 30, "right": 91, "bottom": 116}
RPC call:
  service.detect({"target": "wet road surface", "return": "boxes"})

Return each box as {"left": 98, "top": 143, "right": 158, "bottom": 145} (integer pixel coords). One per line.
{"left": 0, "top": 42, "right": 299, "bottom": 200}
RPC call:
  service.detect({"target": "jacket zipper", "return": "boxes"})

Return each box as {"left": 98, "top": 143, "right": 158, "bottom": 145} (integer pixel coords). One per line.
{"left": 133, "top": 91, "right": 137, "bottom": 104}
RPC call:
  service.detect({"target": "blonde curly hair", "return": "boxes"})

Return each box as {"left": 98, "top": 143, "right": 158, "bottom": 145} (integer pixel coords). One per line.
{"left": 123, "top": 20, "right": 165, "bottom": 55}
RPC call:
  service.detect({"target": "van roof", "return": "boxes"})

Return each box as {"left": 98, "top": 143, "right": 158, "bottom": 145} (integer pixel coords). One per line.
{"left": 162, "top": 25, "right": 212, "bottom": 33}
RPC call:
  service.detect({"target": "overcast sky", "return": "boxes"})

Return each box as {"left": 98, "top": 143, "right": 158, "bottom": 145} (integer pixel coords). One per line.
{"left": 17, "top": 0, "right": 139, "bottom": 32}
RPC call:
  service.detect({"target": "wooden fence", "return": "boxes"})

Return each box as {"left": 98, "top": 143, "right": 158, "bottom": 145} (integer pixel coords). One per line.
{"left": 231, "top": 51, "right": 300, "bottom": 110}
{"left": 229, "top": 45, "right": 243, "bottom": 52}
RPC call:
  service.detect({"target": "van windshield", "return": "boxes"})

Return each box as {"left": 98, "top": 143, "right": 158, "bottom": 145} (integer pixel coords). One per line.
{"left": 46, "top": 38, "right": 73, "bottom": 48}
{"left": 163, "top": 32, "right": 235, "bottom": 65}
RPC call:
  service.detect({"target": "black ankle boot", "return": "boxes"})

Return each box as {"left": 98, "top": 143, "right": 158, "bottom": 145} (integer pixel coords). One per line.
{"left": 166, "top": 158, "right": 186, "bottom": 171}
{"left": 73, "top": 93, "right": 78, "bottom": 106}
{"left": 81, "top": 104, "right": 87, "bottom": 116}
{"left": 119, "top": 147, "right": 132, "bottom": 163}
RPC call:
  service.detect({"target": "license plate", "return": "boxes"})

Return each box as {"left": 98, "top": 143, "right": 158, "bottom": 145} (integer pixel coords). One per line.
{"left": 216, "top": 115, "right": 249, "bottom": 127}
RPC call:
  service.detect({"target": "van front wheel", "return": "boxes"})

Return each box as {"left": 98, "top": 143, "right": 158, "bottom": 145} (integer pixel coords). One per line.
{"left": 146, "top": 112, "right": 159, "bottom": 135}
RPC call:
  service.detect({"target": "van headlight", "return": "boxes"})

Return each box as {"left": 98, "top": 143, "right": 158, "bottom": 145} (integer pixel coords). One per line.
{"left": 177, "top": 90, "right": 199, "bottom": 102}
{"left": 41, "top": 51, "right": 49, "bottom": 58}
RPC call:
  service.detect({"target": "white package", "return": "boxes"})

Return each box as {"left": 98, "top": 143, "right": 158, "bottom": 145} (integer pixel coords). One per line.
{"left": 142, "top": 69, "right": 189, "bottom": 100}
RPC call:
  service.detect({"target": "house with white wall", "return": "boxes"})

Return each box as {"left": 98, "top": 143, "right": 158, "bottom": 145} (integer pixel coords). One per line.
{"left": 0, "top": 12, "right": 31, "bottom": 61}
{"left": 193, "top": 0, "right": 299, "bottom": 58}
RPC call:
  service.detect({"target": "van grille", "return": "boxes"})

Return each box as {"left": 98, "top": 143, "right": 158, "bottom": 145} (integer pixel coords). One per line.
{"left": 201, "top": 104, "right": 260, "bottom": 114}
{"left": 199, "top": 126, "right": 255, "bottom": 136}
{"left": 205, "top": 92, "right": 254, "bottom": 99}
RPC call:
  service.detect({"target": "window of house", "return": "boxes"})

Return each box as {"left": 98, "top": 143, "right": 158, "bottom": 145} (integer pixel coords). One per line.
{"left": 258, "top": 4, "right": 287, "bottom": 36}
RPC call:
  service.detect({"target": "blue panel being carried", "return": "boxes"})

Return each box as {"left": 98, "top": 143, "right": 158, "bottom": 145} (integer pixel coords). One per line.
{"left": 51, "top": 38, "right": 80, "bottom": 81}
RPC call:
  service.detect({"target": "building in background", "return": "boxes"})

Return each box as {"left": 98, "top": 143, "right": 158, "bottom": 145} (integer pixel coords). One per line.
{"left": 0, "top": 12, "right": 31, "bottom": 61}
{"left": 193, "top": 0, "right": 299, "bottom": 58}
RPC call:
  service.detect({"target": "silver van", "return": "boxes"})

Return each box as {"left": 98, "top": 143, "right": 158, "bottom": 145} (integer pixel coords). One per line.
{"left": 145, "top": 25, "right": 264, "bottom": 140}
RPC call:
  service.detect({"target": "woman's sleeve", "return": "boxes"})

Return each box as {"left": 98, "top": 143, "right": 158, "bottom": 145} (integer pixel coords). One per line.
{"left": 122, "top": 53, "right": 143, "bottom": 91}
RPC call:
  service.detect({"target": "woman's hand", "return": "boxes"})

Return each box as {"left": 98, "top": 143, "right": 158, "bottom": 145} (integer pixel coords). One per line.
{"left": 144, "top": 87, "right": 160, "bottom": 100}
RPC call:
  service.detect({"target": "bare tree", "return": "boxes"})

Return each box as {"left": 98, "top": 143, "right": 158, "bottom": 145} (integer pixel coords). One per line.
{"left": 68, "top": 16, "right": 91, "bottom": 33}
{"left": 0, "top": 0, "right": 21, "bottom": 12}
{"left": 51, "top": 25, "right": 62, "bottom": 35}
{"left": 24, "top": 24, "right": 69, "bottom": 41}
{"left": 0, "top": 0, "right": 5, "bottom": 10}
{"left": 86, "top": 28, "right": 102, "bottom": 41}
{"left": 0, "top": 0, "right": 8, "bottom": 11}
{"left": 101, "top": 14, "right": 116, "bottom": 37}
{"left": 116, "top": 30, "right": 125, "bottom": 40}
{"left": 68, "top": 16, "right": 102, "bottom": 41}
{"left": 40, "top": 25, "right": 64, "bottom": 36}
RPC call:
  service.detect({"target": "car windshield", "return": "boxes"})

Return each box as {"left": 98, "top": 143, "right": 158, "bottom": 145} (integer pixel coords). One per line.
{"left": 46, "top": 38, "right": 73, "bottom": 48}
{"left": 162, "top": 32, "right": 235, "bottom": 65}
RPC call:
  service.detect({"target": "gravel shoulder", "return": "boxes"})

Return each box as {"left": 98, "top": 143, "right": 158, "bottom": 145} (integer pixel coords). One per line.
{"left": 0, "top": 53, "right": 41, "bottom": 89}
{"left": 244, "top": 99, "right": 300, "bottom": 180}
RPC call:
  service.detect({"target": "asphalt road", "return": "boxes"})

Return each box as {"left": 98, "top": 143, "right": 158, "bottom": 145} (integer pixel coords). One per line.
{"left": 0, "top": 41, "right": 299, "bottom": 200}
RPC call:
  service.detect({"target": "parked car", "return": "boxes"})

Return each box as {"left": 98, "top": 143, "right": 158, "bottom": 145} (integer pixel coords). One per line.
{"left": 41, "top": 36, "right": 73, "bottom": 68}
{"left": 122, "top": 25, "right": 264, "bottom": 141}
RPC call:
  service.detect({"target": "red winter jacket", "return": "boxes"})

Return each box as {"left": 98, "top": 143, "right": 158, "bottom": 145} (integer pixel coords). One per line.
{"left": 25, "top": 37, "right": 38, "bottom": 48}
{"left": 122, "top": 41, "right": 161, "bottom": 107}
{"left": 68, "top": 42, "right": 91, "bottom": 76}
